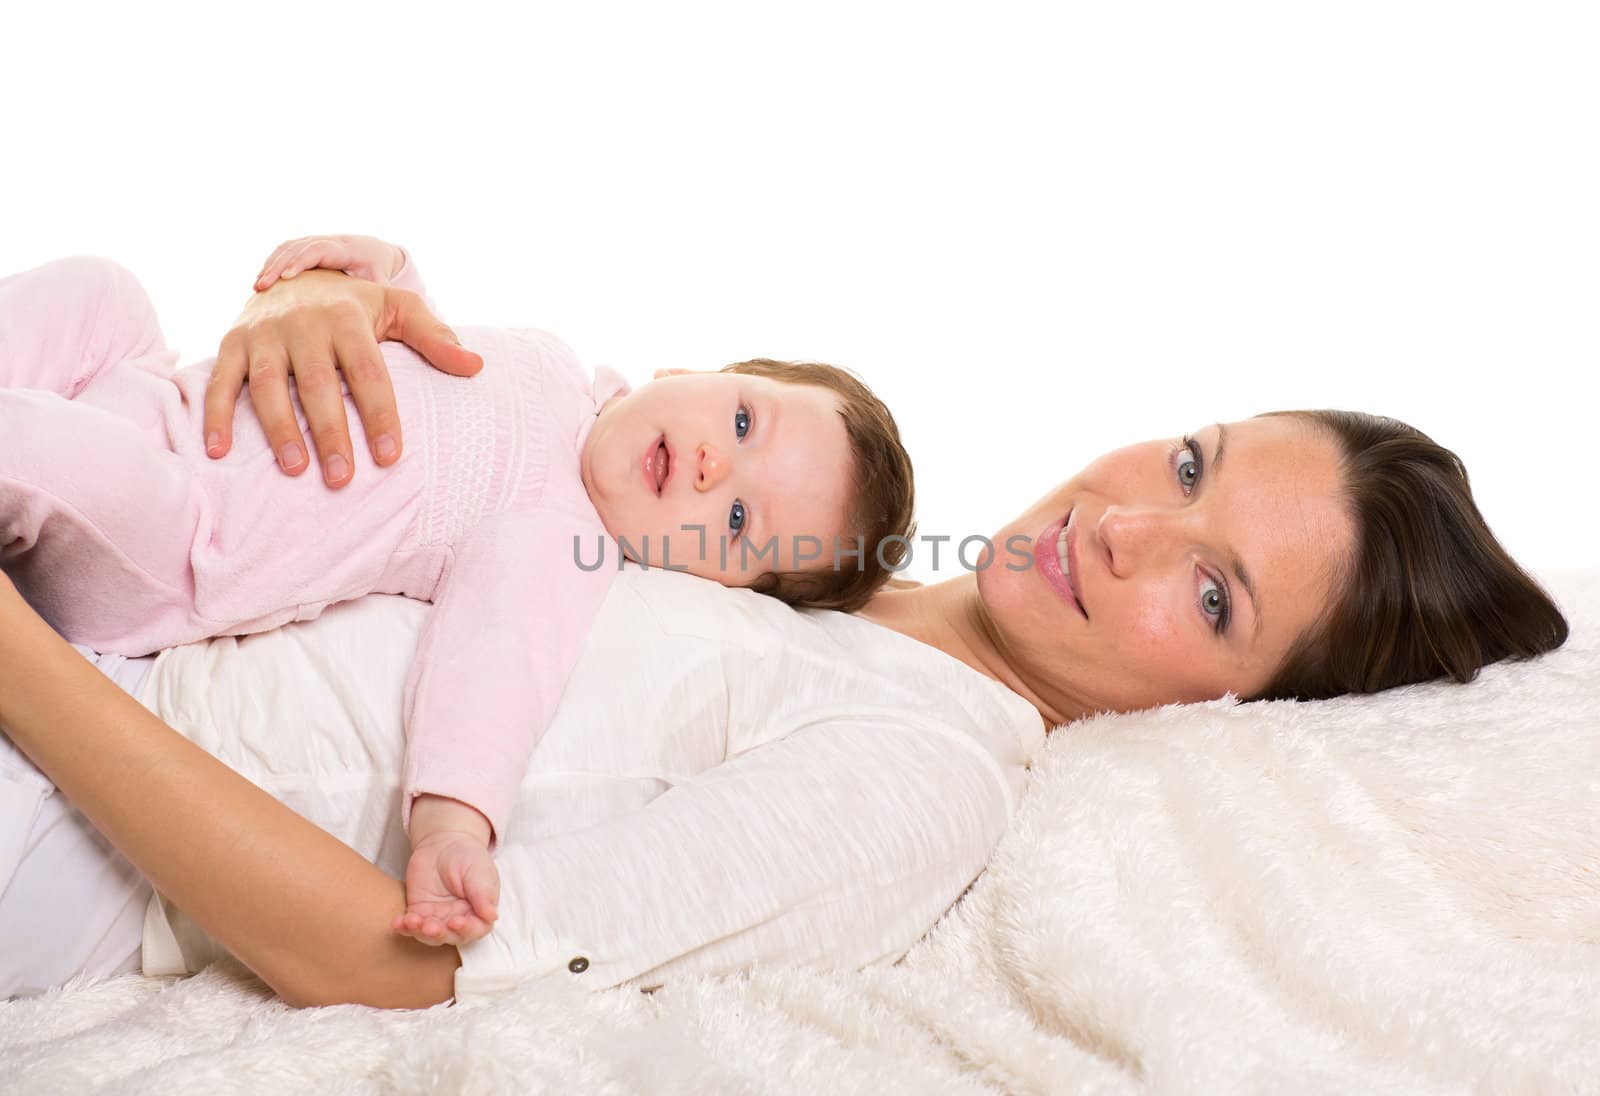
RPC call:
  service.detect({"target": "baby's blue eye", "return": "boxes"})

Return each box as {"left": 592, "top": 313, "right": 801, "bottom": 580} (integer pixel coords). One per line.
{"left": 728, "top": 499, "right": 746, "bottom": 535}
{"left": 734, "top": 407, "right": 751, "bottom": 440}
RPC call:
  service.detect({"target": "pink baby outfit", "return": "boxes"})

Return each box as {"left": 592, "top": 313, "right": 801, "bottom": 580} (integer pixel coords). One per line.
{"left": 0, "top": 254, "right": 627, "bottom": 839}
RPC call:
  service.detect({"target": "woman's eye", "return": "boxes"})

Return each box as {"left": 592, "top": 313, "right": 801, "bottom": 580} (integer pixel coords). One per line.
{"left": 728, "top": 499, "right": 746, "bottom": 536}
{"left": 734, "top": 407, "right": 751, "bottom": 440}
{"left": 1199, "top": 572, "right": 1230, "bottom": 632}
{"left": 1175, "top": 437, "right": 1201, "bottom": 495}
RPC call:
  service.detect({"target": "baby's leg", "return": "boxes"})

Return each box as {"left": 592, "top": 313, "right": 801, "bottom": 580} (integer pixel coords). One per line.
{"left": 0, "top": 256, "right": 177, "bottom": 395}
{"left": 0, "top": 387, "right": 212, "bottom": 653}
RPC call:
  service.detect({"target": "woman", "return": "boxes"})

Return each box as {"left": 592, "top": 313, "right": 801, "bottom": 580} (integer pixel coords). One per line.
{"left": 0, "top": 261, "right": 1569, "bottom": 1007}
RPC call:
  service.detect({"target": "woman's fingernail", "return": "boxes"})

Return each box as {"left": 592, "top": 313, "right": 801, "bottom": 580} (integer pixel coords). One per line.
{"left": 279, "top": 441, "right": 306, "bottom": 470}
{"left": 376, "top": 434, "right": 399, "bottom": 461}
{"left": 326, "top": 454, "right": 350, "bottom": 481}
{"left": 206, "top": 431, "right": 222, "bottom": 456}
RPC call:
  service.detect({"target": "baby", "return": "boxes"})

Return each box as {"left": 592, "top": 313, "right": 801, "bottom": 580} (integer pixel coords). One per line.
{"left": 0, "top": 237, "right": 916, "bottom": 947}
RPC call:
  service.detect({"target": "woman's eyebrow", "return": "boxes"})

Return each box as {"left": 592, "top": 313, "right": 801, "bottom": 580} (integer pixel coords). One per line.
{"left": 1212, "top": 423, "right": 1263, "bottom": 641}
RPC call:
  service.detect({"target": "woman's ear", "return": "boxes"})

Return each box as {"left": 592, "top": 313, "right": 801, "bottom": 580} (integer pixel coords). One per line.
{"left": 652, "top": 367, "right": 693, "bottom": 380}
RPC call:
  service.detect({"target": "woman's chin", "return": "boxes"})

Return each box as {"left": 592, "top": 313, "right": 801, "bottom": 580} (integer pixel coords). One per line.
{"left": 976, "top": 561, "right": 1069, "bottom": 647}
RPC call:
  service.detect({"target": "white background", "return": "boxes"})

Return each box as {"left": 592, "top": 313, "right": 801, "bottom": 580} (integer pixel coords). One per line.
{"left": 4, "top": 1, "right": 1595, "bottom": 576}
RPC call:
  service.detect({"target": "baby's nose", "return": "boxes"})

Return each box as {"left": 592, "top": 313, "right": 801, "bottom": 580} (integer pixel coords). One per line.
{"left": 696, "top": 443, "right": 732, "bottom": 490}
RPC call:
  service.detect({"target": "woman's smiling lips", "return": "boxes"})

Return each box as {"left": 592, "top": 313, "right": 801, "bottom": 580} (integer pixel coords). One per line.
{"left": 1034, "top": 509, "right": 1088, "bottom": 618}
{"left": 643, "top": 435, "right": 674, "bottom": 495}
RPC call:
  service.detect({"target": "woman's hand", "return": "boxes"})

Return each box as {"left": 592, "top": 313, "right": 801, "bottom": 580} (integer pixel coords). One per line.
{"left": 253, "top": 234, "right": 405, "bottom": 291}
{"left": 203, "top": 269, "right": 483, "bottom": 489}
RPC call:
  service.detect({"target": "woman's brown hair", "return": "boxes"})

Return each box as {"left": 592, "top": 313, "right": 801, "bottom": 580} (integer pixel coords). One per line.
{"left": 1250, "top": 410, "right": 1568, "bottom": 702}
{"left": 719, "top": 358, "right": 916, "bottom": 612}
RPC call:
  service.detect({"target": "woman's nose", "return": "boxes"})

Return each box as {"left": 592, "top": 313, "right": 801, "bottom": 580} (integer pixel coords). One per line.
{"left": 695, "top": 443, "right": 732, "bottom": 491}
{"left": 1095, "top": 505, "right": 1176, "bottom": 577}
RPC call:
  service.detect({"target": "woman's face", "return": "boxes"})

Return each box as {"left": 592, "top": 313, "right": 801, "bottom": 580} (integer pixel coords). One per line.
{"left": 978, "top": 415, "right": 1354, "bottom": 722}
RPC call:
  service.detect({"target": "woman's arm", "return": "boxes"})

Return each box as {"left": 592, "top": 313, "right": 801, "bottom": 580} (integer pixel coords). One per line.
{"left": 0, "top": 576, "right": 459, "bottom": 1009}
{"left": 454, "top": 709, "right": 1012, "bottom": 999}
{"left": 252, "top": 234, "right": 408, "bottom": 291}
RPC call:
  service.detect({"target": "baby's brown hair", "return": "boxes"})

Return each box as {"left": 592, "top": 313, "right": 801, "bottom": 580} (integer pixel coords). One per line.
{"left": 720, "top": 358, "right": 916, "bottom": 612}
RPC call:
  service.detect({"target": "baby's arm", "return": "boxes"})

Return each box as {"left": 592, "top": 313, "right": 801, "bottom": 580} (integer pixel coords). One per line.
{"left": 399, "top": 509, "right": 617, "bottom": 943}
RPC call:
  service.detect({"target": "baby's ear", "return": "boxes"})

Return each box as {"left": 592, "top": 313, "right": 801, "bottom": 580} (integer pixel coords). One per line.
{"left": 652, "top": 367, "right": 693, "bottom": 380}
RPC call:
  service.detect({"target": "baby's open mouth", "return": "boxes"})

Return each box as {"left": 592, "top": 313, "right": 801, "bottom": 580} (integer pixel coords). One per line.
{"left": 651, "top": 438, "right": 671, "bottom": 494}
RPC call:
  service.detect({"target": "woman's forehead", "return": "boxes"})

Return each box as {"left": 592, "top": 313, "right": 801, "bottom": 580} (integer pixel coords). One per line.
{"left": 1209, "top": 416, "right": 1353, "bottom": 651}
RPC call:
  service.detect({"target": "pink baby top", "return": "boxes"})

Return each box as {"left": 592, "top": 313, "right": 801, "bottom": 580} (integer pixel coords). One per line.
{"left": 0, "top": 253, "right": 628, "bottom": 840}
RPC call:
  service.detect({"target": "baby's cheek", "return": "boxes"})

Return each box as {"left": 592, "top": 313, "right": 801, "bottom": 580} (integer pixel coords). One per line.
{"left": 780, "top": 532, "right": 842, "bottom": 575}
{"left": 591, "top": 495, "right": 651, "bottom": 554}
{"left": 670, "top": 527, "right": 771, "bottom": 585}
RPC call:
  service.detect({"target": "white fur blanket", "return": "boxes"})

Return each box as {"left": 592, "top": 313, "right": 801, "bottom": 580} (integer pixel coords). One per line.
{"left": 4, "top": 571, "right": 1596, "bottom": 1094}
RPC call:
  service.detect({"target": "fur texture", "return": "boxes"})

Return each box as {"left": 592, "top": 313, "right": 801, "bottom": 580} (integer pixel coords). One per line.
{"left": 4, "top": 570, "right": 1595, "bottom": 1095}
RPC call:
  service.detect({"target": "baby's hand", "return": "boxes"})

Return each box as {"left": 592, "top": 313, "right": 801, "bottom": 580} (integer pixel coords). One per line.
{"left": 393, "top": 830, "right": 501, "bottom": 947}
{"left": 254, "top": 234, "right": 405, "bottom": 291}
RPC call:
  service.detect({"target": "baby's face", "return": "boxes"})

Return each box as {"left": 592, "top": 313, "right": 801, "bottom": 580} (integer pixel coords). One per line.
{"left": 581, "top": 370, "right": 853, "bottom": 585}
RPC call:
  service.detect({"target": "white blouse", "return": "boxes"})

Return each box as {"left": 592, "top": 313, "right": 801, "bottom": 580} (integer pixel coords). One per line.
{"left": 139, "top": 566, "right": 1045, "bottom": 1001}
